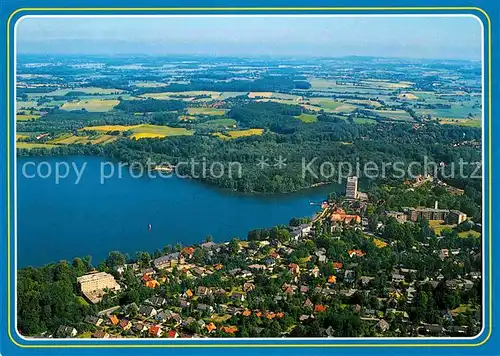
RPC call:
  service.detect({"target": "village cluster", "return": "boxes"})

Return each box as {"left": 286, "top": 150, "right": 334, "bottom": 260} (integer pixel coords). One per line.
{"left": 53, "top": 177, "right": 481, "bottom": 339}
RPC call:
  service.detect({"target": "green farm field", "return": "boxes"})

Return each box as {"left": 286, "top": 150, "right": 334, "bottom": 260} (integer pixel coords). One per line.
{"left": 60, "top": 99, "right": 120, "bottom": 112}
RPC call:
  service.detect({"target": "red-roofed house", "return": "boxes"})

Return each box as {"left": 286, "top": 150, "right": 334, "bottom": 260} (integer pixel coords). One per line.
{"left": 220, "top": 326, "right": 238, "bottom": 334}
{"left": 348, "top": 250, "right": 366, "bottom": 258}
{"left": 167, "top": 330, "right": 179, "bottom": 338}
{"left": 149, "top": 325, "right": 162, "bottom": 337}
{"left": 332, "top": 262, "right": 343, "bottom": 270}
{"left": 314, "top": 304, "right": 327, "bottom": 313}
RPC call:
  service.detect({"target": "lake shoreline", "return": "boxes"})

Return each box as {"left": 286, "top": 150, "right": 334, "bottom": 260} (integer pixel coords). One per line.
{"left": 16, "top": 149, "right": 343, "bottom": 196}
{"left": 17, "top": 156, "right": 339, "bottom": 268}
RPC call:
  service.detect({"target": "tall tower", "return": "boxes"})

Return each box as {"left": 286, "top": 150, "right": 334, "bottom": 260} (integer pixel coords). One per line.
{"left": 346, "top": 176, "right": 358, "bottom": 199}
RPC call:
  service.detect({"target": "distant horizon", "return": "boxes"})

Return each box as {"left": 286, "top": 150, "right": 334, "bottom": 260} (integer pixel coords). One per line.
{"left": 16, "top": 16, "right": 482, "bottom": 60}
{"left": 16, "top": 52, "right": 482, "bottom": 63}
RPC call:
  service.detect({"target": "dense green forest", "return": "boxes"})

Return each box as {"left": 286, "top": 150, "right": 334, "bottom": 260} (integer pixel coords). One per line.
{"left": 18, "top": 101, "right": 482, "bottom": 221}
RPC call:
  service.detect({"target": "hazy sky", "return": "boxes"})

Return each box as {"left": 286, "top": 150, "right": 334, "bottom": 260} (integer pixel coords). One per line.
{"left": 16, "top": 16, "right": 482, "bottom": 60}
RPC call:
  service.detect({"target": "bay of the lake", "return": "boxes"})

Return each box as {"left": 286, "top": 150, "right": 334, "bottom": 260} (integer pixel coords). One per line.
{"left": 17, "top": 156, "right": 341, "bottom": 267}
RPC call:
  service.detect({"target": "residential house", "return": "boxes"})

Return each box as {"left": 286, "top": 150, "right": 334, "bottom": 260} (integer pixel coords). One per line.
{"left": 248, "top": 264, "right": 266, "bottom": 271}
{"left": 229, "top": 268, "right": 241, "bottom": 276}
{"left": 344, "top": 270, "right": 356, "bottom": 283}
{"left": 243, "top": 282, "right": 255, "bottom": 292}
{"left": 242, "top": 310, "right": 252, "bottom": 317}
{"left": 325, "top": 326, "right": 335, "bottom": 338}
{"left": 314, "top": 304, "right": 327, "bottom": 313}
{"left": 392, "top": 273, "right": 405, "bottom": 283}
{"left": 147, "top": 280, "right": 160, "bottom": 289}
{"left": 170, "top": 313, "right": 182, "bottom": 327}
{"left": 114, "top": 265, "right": 126, "bottom": 276}
{"left": 419, "top": 324, "right": 445, "bottom": 336}
{"left": 181, "top": 317, "right": 196, "bottom": 328}
{"left": 332, "top": 262, "right": 343, "bottom": 270}
{"left": 341, "top": 288, "right": 358, "bottom": 297}
{"left": 84, "top": 315, "right": 103, "bottom": 327}
{"left": 263, "top": 258, "right": 276, "bottom": 268}
{"left": 299, "top": 314, "right": 312, "bottom": 322}
{"left": 439, "top": 249, "right": 450, "bottom": 260}
{"left": 119, "top": 319, "right": 132, "bottom": 331}
{"left": 197, "top": 304, "right": 214, "bottom": 313}
{"left": 230, "top": 293, "right": 246, "bottom": 302}
{"left": 138, "top": 305, "right": 157, "bottom": 318}
{"left": 213, "top": 263, "right": 224, "bottom": 270}
{"left": 288, "top": 263, "right": 300, "bottom": 275}
{"left": 56, "top": 326, "right": 77, "bottom": 338}
{"left": 191, "top": 267, "right": 206, "bottom": 277}
{"left": 360, "top": 276, "right": 374, "bottom": 286}
{"left": 213, "top": 288, "right": 227, "bottom": 296}
{"left": 148, "top": 325, "right": 162, "bottom": 337}
{"left": 303, "top": 298, "right": 313, "bottom": 308}
{"left": 348, "top": 249, "right": 366, "bottom": 258}
{"left": 167, "top": 330, "right": 179, "bottom": 338}
{"left": 469, "top": 271, "right": 481, "bottom": 280}
{"left": 156, "top": 310, "right": 168, "bottom": 323}
{"left": 447, "top": 326, "right": 468, "bottom": 335}
{"left": 291, "top": 224, "right": 312, "bottom": 240}
{"left": 134, "top": 322, "right": 147, "bottom": 333}
{"left": 200, "top": 242, "right": 218, "bottom": 250}
{"left": 240, "top": 270, "right": 252, "bottom": 278}
{"left": 153, "top": 252, "right": 185, "bottom": 269}
{"left": 92, "top": 330, "right": 110, "bottom": 339}
{"left": 108, "top": 315, "right": 119, "bottom": 326}
{"left": 181, "top": 247, "right": 195, "bottom": 258}
{"left": 122, "top": 302, "right": 139, "bottom": 316}
{"left": 375, "top": 319, "right": 390, "bottom": 333}
{"left": 196, "top": 286, "right": 211, "bottom": 296}
{"left": 206, "top": 322, "right": 217, "bottom": 333}
{"left": 197, "top": 319, "right": 207, "bottom": 329}
{"left": 146, "top": 296, "right": 166, "bottom": 308}
{"left": 220, "top": 326, "right": 238, "bottom": 334}
{"left": 400, "top": 268, "right": 418, "bottom": 275}
{"left": 141, "top": 268, "right": 155, "bottom": 276}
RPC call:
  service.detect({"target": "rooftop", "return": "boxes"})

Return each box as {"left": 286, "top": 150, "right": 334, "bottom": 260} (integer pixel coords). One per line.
{"left": 77, "top": 272, "right": 115, "bottom": 284}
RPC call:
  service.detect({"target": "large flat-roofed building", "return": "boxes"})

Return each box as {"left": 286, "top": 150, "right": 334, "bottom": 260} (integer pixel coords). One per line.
{"left": 77, "top": 272, "right": 121, "bottom": 304}
{"left": 408, "top": 207, "right": 449, "bottom": 222}
{"left": 346, "top": 176, "right": 358, "bottom": 199}
{"left": 407, "top": 207, "right": 467, "bottom": 224}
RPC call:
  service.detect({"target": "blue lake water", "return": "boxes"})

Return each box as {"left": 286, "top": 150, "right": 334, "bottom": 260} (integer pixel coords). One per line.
{"left": 17, "top": 156, "right": 340, "bottom": 268}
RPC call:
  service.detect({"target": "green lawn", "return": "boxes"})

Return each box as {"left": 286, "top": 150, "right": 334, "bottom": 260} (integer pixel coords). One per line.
{"left": 458, "top": 230, "right": 481, "bottom": 238}
{"left": 428, "top": 220, "right": 455, "bottom": 236}
{"left": 130, "top": 124, "right": 194, "bottom": 140}
{"left": 295, "top": 113, "right": 318, "bottom": 123}
{"left": 16, "top": 114, "right": 41, "bottom": 121}
{"left": 17, "top": 142, "right": 57, "bottom": 149}
{"left": 354, "top": 117, "right": 378, "bottom": 125}
{"left": 187, "top": 107, "right": 226, "bottom": 116}
{"left": 439, "top": 118, "right": 481, "bottom": 128}
{"left": 61, "top": 99, "right": 119, "bottom": 112}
